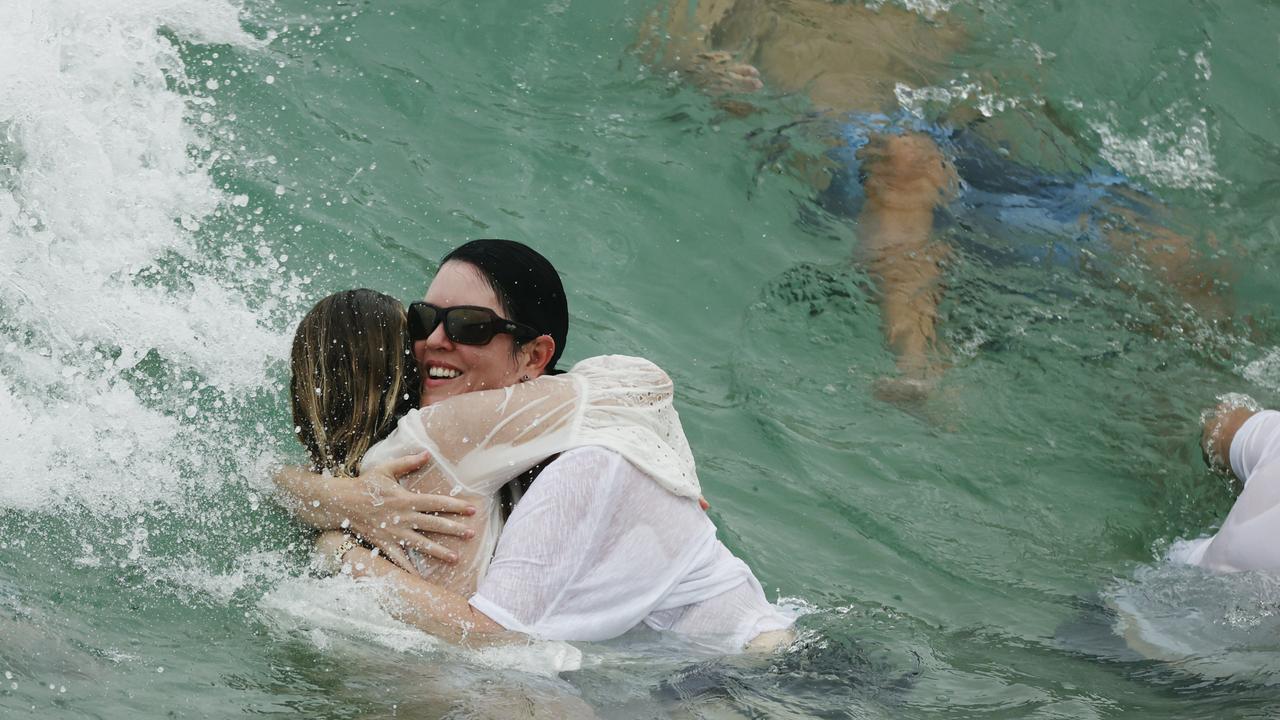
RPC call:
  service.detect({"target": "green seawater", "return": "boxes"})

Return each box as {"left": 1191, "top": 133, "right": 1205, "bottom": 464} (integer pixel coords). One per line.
{"left": 3, "top": 0, "right": 1280, "bottom": 717}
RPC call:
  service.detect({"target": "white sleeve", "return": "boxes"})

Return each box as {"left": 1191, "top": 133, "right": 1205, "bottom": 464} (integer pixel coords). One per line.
{"left": 1229, "top": 410, "right": 1280, "bottom": 487}
{"left": 360, "top": 355, "right": 699, "bottom": 499}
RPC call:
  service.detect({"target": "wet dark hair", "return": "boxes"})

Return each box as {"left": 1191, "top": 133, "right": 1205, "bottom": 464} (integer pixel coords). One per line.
{"left": 441, "top": 239, "right": 568, "bottom": 372}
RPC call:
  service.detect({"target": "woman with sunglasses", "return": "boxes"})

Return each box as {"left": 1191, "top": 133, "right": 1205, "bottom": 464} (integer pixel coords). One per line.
{"left": 277, "top": 240, "right": 793, "bottom": 651}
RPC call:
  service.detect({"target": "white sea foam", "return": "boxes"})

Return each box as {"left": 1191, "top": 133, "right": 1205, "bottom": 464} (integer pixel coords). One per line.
{"left": 1104, "top": 558, "right": 1280, "bottom": 681}
{"left": 1242, "top": 348, "right": 1280, "bottom": 393}
{"left": 894, "top": 77, "right": 1023, "bottom": 120}
{"left": 259, "top": 575, "right": 583, "bottom": 675}
{"left": 866, "top": 0, "right": 956, "bottom": 20}
{"left": 0, "top": 0, "right": 291, "bottom": 514}
{"left": 1089, "top": 104, "right": 1221, "bottom": 191}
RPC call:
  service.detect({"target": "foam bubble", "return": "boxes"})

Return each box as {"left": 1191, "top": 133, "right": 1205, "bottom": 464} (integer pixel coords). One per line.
{"left": 866, "top": 0, "right": 955, "bottom": 20}
{"left": 894, "top": 78, "right": 1022, "bottom": 120}
{"left": 1089, "top": 104, "right": 1222, "bottom": 191}
{"left": 258, "top": 574, "right": 582, "bottom": 674}
{"left": 1242, "top": 348, "right": 1280, "bottom": 393}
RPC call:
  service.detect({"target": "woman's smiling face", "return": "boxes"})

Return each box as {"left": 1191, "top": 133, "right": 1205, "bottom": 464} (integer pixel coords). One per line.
{"left": 415, "top": 260, "right": 527, "bottom": 406}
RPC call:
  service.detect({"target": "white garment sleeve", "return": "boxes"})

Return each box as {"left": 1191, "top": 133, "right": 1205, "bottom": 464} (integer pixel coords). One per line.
{"left": 1229, "top": 410, "right": 1280, "bottom": 487}
{"left": 359, "top": 355, "right": 699, "bottom": 499}
{"left": 1190, "top": 410, "right": 1280, "bottom": 572}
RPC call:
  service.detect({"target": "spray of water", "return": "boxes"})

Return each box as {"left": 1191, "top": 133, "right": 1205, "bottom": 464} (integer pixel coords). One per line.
{"left": 0, "top": 0, "right": 292, "bottom": 516}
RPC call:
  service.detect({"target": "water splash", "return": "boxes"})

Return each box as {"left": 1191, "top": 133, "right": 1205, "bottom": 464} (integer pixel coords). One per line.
{"left": 1104, "top": 557, "right": 1280, "bottom": 681}
{"left": 894, "top": 77, "right": 1025, "bottom": 120}
{"left": 0, "top": 0, "right": 291, "bottom": 515}
{"left": 866, "top": 0, "right": 956, "bottom": 21}
{"left": 1242, "top": 348, "right": 1280, "bottom": 393}
{"left": 1089, "top": 103, "right": 1221, "bottom": 191}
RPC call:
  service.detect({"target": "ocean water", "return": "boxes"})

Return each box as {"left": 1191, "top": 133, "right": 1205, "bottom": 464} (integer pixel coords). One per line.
{"left": 2, "top": 0, "right": 1280, "bottom": 717}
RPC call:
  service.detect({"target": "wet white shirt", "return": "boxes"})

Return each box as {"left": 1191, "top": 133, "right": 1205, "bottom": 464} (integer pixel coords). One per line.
{"left": 470, "top": 446, "right": 794, "bottom": 653}
{"left": 361, "top": 355, "right": 700, "bottom": 580}
{"left": 1182, "top": 410, "right": 1280, "bottom": 572}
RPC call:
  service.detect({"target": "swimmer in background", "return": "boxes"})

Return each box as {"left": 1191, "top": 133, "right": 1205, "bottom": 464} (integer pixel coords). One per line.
{"left": 641, "top": 0, "right": 1226, "bottom": 399}
{"left": 1186, "top": 395, "right": 1280, "bottom": 572}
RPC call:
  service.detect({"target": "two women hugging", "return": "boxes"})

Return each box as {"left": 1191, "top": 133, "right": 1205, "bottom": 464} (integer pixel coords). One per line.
{"left": 275, "top": 239, "right": 793, "bottom": 653}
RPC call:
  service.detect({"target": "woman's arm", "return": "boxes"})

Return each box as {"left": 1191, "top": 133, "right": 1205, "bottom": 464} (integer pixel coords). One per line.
{"left": 317, "top": 531, "right": 519, "bottom": 647}
{"left": 1202, "top": 399, "right": 1262, "bottom": 476}
{"left": 275, "top": 373, "right": 585, "bottom": 567}
{"left": 273, "top": 453, "right": 477, "bottom": 569}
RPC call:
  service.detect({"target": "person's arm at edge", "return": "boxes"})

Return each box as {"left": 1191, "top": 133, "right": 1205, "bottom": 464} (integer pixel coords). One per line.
{"left": 1202, "top": 402, "right": 1260, "bottom": 478}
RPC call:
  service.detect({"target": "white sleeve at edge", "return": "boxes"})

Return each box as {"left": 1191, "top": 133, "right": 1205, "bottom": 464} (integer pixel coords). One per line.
{"left": 468, "top": 594, "right": 537, "bottom": 636}
{"left": 1229, "top": 410, "right": 1280, "bottom": 486}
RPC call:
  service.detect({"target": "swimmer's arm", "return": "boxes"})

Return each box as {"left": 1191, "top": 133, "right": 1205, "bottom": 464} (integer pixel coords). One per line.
{"left": 1201, "top": 403, "right": 1259, "bottom": 477}
{"left": 636, "top": 0, "right": 732, "bottom": 60}
{"left": 325, "top": 535, "right": 519, "bottom": 647}
{"left": 272, "top": 455, "right": 477, "bottom": 569}
{"left": 635, "top": 0, "right": 761, "bottom": 94}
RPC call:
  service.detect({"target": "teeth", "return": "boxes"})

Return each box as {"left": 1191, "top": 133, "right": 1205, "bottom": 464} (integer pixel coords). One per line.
{"left": 427, "top": 366, "right": 461, "bottom": 379}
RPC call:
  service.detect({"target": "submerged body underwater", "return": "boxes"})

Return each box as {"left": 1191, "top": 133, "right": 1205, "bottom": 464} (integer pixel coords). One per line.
{"left": 3, "top": 0, "right": 1280, "bottom": 717}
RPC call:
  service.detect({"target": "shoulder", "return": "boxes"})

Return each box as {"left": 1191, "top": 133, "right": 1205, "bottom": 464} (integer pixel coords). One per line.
{"left": 526, "top": 447, "right": 644, "bottom": 497}
{"left": 567, "top": 355, "right": 673, "bottom": 394}
{"left": 541, "top": 446, "right": 629, "bottom": 481}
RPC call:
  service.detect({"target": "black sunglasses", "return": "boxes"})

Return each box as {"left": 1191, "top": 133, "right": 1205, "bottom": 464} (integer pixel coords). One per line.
{"left": 407, "top": 301, "right": 540, "bottom": 346}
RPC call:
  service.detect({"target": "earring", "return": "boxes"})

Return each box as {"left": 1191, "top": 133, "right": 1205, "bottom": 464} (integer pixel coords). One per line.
{"left": 521, "top": 374, "right": 530, "bottom": 382}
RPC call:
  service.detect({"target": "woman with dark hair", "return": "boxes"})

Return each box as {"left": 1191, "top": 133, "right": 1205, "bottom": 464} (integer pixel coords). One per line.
{"left": 277, "top": 240, "right": 793, "bottom": 651}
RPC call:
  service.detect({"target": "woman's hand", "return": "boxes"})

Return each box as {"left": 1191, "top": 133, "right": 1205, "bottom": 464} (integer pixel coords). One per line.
{"left": 273, "top": 452, "right": 477, "bottom": 572}
{"left": 344, "top": 452, "right": 478, "bottom": 571}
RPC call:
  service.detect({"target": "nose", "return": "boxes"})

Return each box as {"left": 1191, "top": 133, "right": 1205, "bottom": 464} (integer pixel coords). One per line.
{"left": 414, "top": 320, "right": 453, "bottom": 364}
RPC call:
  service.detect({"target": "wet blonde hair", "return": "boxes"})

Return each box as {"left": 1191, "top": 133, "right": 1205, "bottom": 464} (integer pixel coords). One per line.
{"left": 289, "top": 289, "right": 419, "bottom": 476}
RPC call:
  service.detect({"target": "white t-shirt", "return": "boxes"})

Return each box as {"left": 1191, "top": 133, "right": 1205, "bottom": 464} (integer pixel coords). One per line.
{"left": 360, "top": 355, "right": 700, "bottom": 580}
{"left": 470, "top": 446, "right": 794, "bottom": 653}
{"left": 1182, "top": 410, "right": 1280, "bottom": 572}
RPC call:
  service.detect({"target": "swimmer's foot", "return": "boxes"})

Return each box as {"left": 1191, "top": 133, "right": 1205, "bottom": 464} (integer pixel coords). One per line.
{"left": 872, "top": 374, "right": 938, "bottom": 407}
{"left": 873, "top": 351, "right": 949, "bottom": 411}
{"left": 686, "top": 51, "right": 763, "bottom": 95}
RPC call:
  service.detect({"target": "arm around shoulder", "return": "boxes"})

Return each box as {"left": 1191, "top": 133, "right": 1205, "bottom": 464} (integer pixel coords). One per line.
{"left": 317, "top": 532, "right": 518, "bottom": 647}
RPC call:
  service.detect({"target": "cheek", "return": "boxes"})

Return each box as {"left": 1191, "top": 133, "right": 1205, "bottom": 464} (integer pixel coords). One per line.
{"left": 466, "top": 346, "right": 521, "bottom": 385}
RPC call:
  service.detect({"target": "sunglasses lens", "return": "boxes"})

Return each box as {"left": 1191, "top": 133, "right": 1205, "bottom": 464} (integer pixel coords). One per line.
{"left": 446, "top": 308, "right": 498, "bottom": 345}
{"left": 407, "top": 304, "right": 438, "bottom": 340}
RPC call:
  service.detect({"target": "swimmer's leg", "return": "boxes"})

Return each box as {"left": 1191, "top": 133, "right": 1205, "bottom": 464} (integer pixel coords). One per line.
{"left": 1097, "top": 189, "right": 1230, "bottom": 324}
{"left": 855, "top": 132, "right": 958, "bottom": 389}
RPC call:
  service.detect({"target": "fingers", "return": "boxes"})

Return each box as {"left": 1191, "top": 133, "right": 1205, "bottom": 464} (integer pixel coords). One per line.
{"left": 366, "top": 531, "right": 460, "bottom": 568}
{"left": 367, "top": 509, "right": 475, "bottom": 537}
{"left": 698, "top": 496, "right": 710, "bottom": 512}
{"left": 399, "top": 534, "right": 460, "bottom": 564}
{"left": 371, "top": 451, "right": 433, "bottom": 479}
{"left": 383, "top": 491, "right": 477, "bottom": 517}
{"left": 406, "top": 512, "right": 475, "bottom": 538}
{"left": 372, "top": 540, "right": 417, "bottom": 574}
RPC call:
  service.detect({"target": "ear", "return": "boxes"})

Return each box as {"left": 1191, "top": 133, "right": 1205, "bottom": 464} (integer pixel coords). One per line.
{"left": 520, "top": 335, "right": 556, "bottom": 377}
